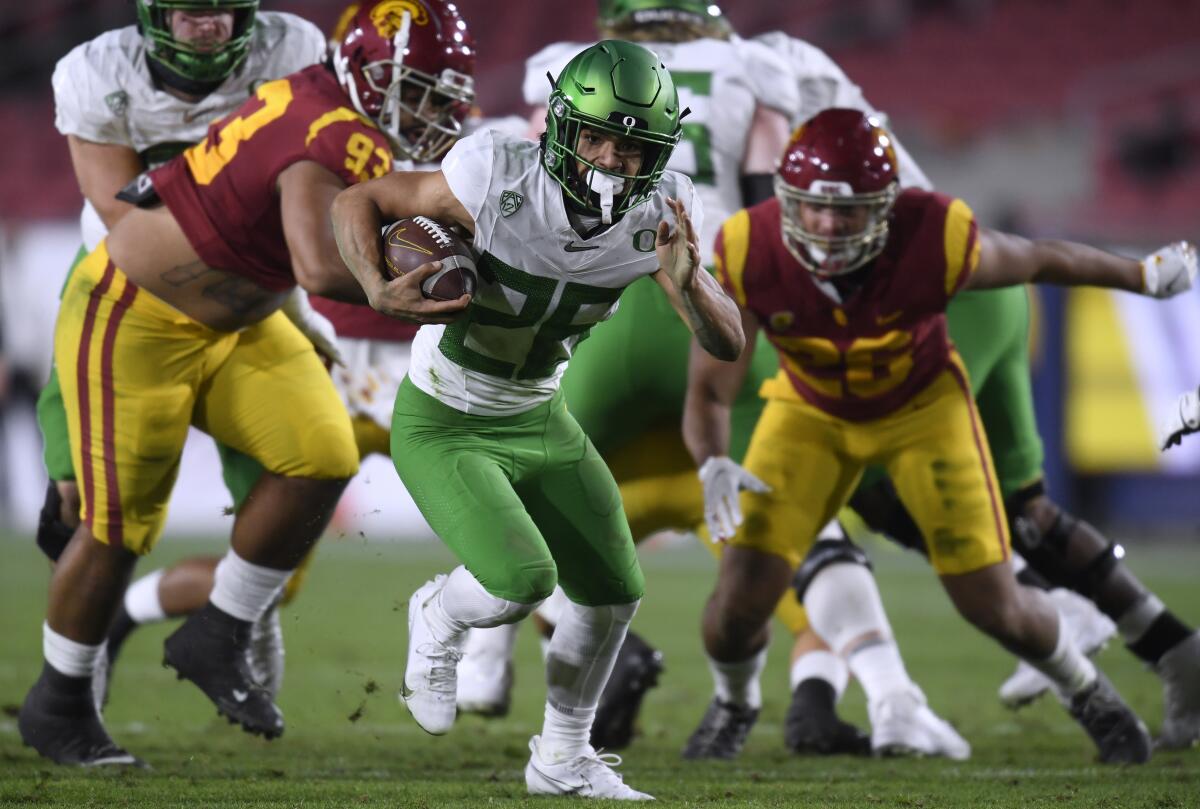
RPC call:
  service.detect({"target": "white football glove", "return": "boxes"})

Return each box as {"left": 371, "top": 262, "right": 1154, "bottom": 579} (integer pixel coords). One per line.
{"left": 698, "top": 456, "right": 771, "bottom": 542}
{"left": 1159, "top": 386, "right": 1200, "bottom": 451}
{"left": 1140, "top": 241, "right": 1197, "bottom": 299}
{"left": 281, "top": 287, "right": 344, "bottom": 366}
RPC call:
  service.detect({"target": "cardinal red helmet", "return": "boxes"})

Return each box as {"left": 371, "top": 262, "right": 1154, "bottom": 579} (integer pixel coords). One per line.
{"left": 774, "top": 108, "right": 899, "bottom": 277}
{"left": 332, "top": 0, "right": 475, "bottom": 162}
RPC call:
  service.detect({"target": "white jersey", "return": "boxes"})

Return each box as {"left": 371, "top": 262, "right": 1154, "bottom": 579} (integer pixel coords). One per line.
{"left": 52, "top": 12, "right": 326, "bottom": 249}
{"left": 523, "top": 37, "right": 795, "bottom": 266}
{"left": 753, "top": 31, "right": 931, "bottom": 191}
{"left": 410, "top": 129, "right": 701, "bottom": 416}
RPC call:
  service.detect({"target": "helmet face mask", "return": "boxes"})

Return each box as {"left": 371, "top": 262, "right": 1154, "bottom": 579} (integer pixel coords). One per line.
{"left": 543, "top": 40, "right": 683, "bottom": 221}
{"left": 138, "top": 0, "right": 258, "bottom": 89}
{"left": 597, "top": 0, "right": 730, "bottom": 38}
{"left": 333, "top": 0, "right": 475, "bottom": 162}
{"left": 775, "top": 109, "right": 900, "bottom": 278}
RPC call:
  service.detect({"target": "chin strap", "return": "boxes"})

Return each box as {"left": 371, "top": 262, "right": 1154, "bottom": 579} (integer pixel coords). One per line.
{"left": 586, "top": 169, "right": 624, "bottom": 225}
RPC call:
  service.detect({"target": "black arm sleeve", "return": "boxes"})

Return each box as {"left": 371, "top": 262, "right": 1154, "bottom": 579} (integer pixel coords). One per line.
{"left": 739, "top": 173, "right": 775, "bottom": 208}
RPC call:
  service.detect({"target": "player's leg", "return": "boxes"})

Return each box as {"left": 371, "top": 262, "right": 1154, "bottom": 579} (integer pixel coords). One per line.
{"left": 162, "top": 312, "right": 358, "bottom": 739}
{"left": 20, "top": 247, "right": 202, "bottom": 765}
{"left": 390, "top": 378, "right": 559, "bottom": 736}
{"left": 516, "top": 409, "right": 651, "bottom": 799}
{"left": 887, "top": 364, "right": 1149, "bottom": 763}
{"left": 686, "top": 396, "right": 859, "bottom": 760}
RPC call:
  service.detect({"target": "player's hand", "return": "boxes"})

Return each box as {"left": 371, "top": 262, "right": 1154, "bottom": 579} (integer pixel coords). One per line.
{"left": 281, "top": 287, "right": 345, "bottom": 366}
{"left": 1140, "top": 241, "right": 1197, "bottom": 298}
{"left": 1159, "top": 386, "right": 1200, "bottom": 451}
{"left": 698, "top": 456, "right": 771, "bottom": 542}
{"left": 371, "top": 260, "right": 471, "bottom": 325}
{"left": 656, "top": 197, "right": 701, "bottom": 292}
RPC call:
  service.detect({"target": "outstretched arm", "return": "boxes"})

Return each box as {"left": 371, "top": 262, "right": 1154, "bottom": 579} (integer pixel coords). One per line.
{"left": 330, "top": 170, "right": 473, "bottom": 324}
{"left": 966, "top": 229, "right": 1196, "bottom": 298}
{"left": 653, "top": 198, "right": 746, "bottom": 361}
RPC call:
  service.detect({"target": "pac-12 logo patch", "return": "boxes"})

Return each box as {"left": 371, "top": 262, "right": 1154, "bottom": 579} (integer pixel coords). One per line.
{"left": 104, "top": 91, "right": 128, "bottom": 116}
{"left": 499, "top": 190, "right": 524, "bottom": 218}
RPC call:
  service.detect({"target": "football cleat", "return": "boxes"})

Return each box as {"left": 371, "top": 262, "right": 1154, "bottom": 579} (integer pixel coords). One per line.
{"left": 590, "top": 630, "right": 664, "bottom": 750}
{"left": 19, "top": 663, "right": 145, "bottom": 768}
{"left": 456, "top": 626, "right": 516, "bottom": 718}
{"left": 400, "top": 576, "right": 463, "bottom": 735}
{"left": 525, "top": 734, "right": 654, "bottom": 801}
{"left": 248, "top": 602, "right": 286, "bottom": 700}
{"left": 162, "top": 603, "right": 284, "bottom": 739}
{"left": 1155, "top": 631, "right": 1200, "bottom": 749}
{"left": 1068, "top": 672, "right": 1152, "bottom": 764}
{"left": 999, "top": 588, "right": 1117, "bottom": 709}
{"left": 784, "top": 678, "right": 871, "bottom": 756}
{"left": 869, "top": 686, "right": 970, "bottom": 760}
{"left": 680, "top": 697, "right": 759, "bottom": 760}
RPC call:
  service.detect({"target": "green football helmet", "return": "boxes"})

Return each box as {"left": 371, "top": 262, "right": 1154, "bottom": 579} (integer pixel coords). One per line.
{"left": 597, "top": 0, "right": 730, "bottom": 34}
{"left": 137, "top": 0, "right": 258, "bottom": 89}
{"left": 543, "top": 40, "right": 684, "bottom": 219}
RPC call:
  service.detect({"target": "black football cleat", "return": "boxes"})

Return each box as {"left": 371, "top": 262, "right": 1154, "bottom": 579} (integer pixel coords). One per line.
{"left": 681, "top": 697, "right": 759, "bottom": 760}
{"left": 1068, "top": 672, "right": 1152, "bottom": 764}
{"left": 784, "top": 678, "right": 871, "bottom": 756}
{"left": 19, "top": 662, "right": 145, "bottom": 767}
{"left": 163, "top": 603, "right": 284, "bottom": 739}
{"left": 590, "top": 630, "right": 664, "bottom": 750}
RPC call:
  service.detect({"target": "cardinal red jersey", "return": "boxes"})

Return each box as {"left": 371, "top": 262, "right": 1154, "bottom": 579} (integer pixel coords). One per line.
{"left": 715, "top": 189, "right": 980, "bottom": 422}
{"left": 151, "top": 64, "right": 393, "bottom": 292}
{"left": 310, "top": 296, "right": 419, "bottom": 342}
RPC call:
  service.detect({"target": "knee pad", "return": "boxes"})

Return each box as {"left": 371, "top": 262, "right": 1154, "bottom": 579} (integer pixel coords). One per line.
{"left": 36, "top": 482, "right": 74, "bottom": 563}
{"left": 793, "top": 537, "right": 872, "bottom": 601}
{"left": 1008, "top": 495, "right": 1122, "bottom": 600}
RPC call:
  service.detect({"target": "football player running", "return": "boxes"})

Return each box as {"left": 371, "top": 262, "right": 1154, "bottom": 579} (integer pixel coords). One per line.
{"left": 687, "top": 108, "right": 1196, "bottom": 765}
{"left": 95, "top": 0, "right": 477, "bottom": 709}
{"left": 332, "top": 40, "right": 744, "bottom": 801}
{"left": 454, "top": 0, "right": 797, "bottom": 747}
{"left": 17, "top": 0, "right": 461, "bottom": 768}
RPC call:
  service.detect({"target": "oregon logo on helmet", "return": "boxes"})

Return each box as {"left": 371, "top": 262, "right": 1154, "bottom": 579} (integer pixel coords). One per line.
{"left": 370, "top": 0, "right": 430, "bottom": 36}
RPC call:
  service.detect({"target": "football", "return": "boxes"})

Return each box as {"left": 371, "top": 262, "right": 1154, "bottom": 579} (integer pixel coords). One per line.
{"left": 381, "top": 216, "right": 478, "bottom": 301}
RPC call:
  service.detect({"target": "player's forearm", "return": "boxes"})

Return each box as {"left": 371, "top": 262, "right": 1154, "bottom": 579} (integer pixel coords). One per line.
{"left": 330, "top": 186, "right": 388, "bottom": 304}
{"left": 1027, "top": 240, "right": 1143, "bottom": 292}
{"left": 678, "top": 274, "right": 746, "bottom": 362}
{"left": 683, "top": 393, "right": 733, "bottom": 468}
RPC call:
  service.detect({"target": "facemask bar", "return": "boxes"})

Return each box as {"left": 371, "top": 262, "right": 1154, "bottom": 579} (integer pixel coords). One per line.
{"left": 775, "top": 177, "right": 898, "bottom": 277}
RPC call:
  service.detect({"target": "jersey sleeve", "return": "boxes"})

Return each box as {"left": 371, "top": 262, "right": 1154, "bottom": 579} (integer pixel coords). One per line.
{"left": 713, "top": 208, "right": 752, "bottom": 309}
{"left": 254, "top": 12, "right": 327, "bottom": 77}
{"left": 52, "top": 40, "right": 130, "bottom": 144}
{"left": 941, "top": 196, "right": 981, "bottom": 298}
{"left": 522, "top": 42, "right": 587, "bottom": 108}
{"left": 301, "top": 110, "right": 393, "bottom": 186}
{"left": 441, "top": 129, "right": 497, "bottom": 224}
{"left": 731, "top": 37, "right": 800, "bottom": 120}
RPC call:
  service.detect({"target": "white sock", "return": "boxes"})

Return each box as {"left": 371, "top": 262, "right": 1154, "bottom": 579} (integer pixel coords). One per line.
{"left": 209, "top": 550, "right": 290, "bottom": 623}
{"left": 534, "top": 586, "right": 569, "bottom": 626}
{"left": 43, "top": 622, "right": 102, "bottom": 678}
{"left": 461, "top": 623, "right": 519, "bottom": 660}
{"left": 541, "top": 599, "right": 638, "bottom": 760}
{"left": 1116, "top": 594, "right": 1165, "bottom": 646}
{"left": 790, "top": 649, "right": 850, "bottom": 697}
{"left": 123, "top": 568, "right": 167, "bottom": 624}
{"left": 709, "top": 647, "right": 767, "bottom": 710}
{"left": 1026, "top": 610, "right": 1097, "bottom": 697}
{"left": 425, "top": 566, "right": 537, "bottom": 646}
{"left": 847, "top": 641, "right": 912, "bottom": 704}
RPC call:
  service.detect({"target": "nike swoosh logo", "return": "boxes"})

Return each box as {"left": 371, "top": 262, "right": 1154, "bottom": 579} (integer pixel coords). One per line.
{"left": 398, "top": 682, "right": 414, "bottom": 700}
{"left": 232, "top": 689, "right": 249, "bottom": 703}
{"left": 876, "top": 310, "right": 904, "bottom": 325}
{"left": 182, "top": 106, "right": 222, "bottom": 124}
{"left": 564, "top": 241, "right": 599, "bottom": 252}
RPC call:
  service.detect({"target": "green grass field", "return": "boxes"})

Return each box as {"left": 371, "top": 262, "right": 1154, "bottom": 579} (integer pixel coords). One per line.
{"left": 1, "top": 531, "right": 1197, "bottom": 807}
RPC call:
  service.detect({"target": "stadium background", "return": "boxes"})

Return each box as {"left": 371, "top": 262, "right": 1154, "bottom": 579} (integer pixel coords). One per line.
{"left": 0, "top": 0, "right": 1198, "bottom": 538}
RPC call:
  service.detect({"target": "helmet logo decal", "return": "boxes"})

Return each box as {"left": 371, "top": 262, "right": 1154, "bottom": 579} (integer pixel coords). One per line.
{"left": 499, "top": 190, "right": 524, "bottom": 218}
{"left": 809, "top": 180, "right": 853, "bottom": 196}
{"left": 622, "top": 115, "right": 637, "bottom": 128}
{"left": 371, "top": 0, "right": 429, "bottom": 36}
{"left": 551, "top": 99, "right": 566, "bottom": 118}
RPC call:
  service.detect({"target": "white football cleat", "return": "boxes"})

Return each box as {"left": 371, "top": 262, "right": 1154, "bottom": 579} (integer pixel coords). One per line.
{"left": 1156, "top": 631, "right": 1200, "bottom": 749}
{"left": 525, "top": 735, "right": 654, "bottom": 801}
{"left": 400, "top": 576, "right": 463, "bottom": 735}
{"left": 999, "top": 588, "right": 1117, "bottom": 710}
{"left": 456, "top": 626, "right": 517, "bottom": 717}
{"left": 869, "top": 686, "right": 971, "bottom": 761}
{"left": 248, "top": 603, "right": 285, "bottom": 699}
